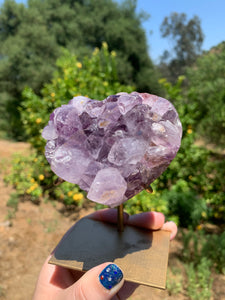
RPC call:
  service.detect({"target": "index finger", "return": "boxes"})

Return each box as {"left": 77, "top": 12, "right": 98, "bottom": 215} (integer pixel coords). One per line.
{"left": 88, "top": 209, "right": 177, "bottom": 240}
{"left": 127, "top": 211, "right": 165, "bottom": 230}
{"left": 88, "top": 209, "right": 164, "bottom": 230}
{"left": 88, "top": 208, "right": 129, "bottom": 224}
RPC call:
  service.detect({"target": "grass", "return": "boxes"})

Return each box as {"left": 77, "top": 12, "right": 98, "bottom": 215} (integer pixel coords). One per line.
{"left": 40, "top": 219, "right": 58, "bottom": 233}
{"left": 167, "top": 267, "right": 183, "bottom": 295}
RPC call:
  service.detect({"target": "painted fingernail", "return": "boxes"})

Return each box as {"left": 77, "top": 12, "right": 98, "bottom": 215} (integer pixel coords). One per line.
{"left": 99, "top": 264, "right": 123, "bottom": 290}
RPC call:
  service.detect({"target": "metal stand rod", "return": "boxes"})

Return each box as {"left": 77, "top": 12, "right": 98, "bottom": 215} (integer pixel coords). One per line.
{"left": 117, "top": 204, "right": 124, "bottom": 232}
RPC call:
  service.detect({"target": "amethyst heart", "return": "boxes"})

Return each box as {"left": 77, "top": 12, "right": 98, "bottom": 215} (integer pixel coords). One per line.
{"left": 42, "top": 92, "right": 182, "bottom": 207}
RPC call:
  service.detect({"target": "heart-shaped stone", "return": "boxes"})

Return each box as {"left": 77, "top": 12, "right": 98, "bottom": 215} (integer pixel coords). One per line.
{"left": 42, "top": 92, "right": 182, "bottom": 207}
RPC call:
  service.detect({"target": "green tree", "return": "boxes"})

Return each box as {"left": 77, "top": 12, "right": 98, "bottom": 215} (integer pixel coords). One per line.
{"left": 159, "top": 12, "right": 204, "bottom": 82}
{"left": 0, "top": 0, "right": 59, "bottom": 139}
{"left": 186, "top": 42, "right": 225, "bottom": 147}
{"left": 0, "top": 0, "right": 159, "bottom": 139}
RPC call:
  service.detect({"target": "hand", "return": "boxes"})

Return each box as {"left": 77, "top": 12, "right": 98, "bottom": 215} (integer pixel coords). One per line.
{"left": 32, "top": 209, "right": 177, "bottom": 300}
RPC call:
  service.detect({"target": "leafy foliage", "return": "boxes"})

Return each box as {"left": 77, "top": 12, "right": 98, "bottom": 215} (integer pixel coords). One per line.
{"left": 166, "top": 267, "right": 183, "bottom": 296}
{"left": 182, "top": 229, "right": 225, "bottom": 274}
{"left": 124, "top": 187, "right": 170, "bottom": 217}
{"left": 185, "top": 257, "right": 213, "bottom": 300}
{"left": 0, "top": 0, "right": 58, "bottom": 139}
{"left": 161, "top": 184, "right": 207, "bottom": 228}
{"left": 4, "top": 152, "right": 85, "bottom": 206}
{"left": 186, "top": 42, "right": 225, "bottom": 146}
{"left": 0, "top": 0, "right": 158, "bottom": 139}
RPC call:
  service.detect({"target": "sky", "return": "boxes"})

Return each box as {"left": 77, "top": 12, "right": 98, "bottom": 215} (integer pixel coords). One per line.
{"left": 134, "top": 0, "right": 225, "bottom": 62}
{"left": 1, "top": 0, "right": 225, "bottom": 63}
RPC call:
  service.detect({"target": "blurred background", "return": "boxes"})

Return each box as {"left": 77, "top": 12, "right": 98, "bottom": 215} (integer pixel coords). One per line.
{"left": 0, "top": 0, "right": 224, "bottom": 299}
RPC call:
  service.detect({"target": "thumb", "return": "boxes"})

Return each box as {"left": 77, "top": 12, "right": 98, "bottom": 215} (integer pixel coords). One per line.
{"left": 55, "top": 263, "right": 124, "bottom": 300}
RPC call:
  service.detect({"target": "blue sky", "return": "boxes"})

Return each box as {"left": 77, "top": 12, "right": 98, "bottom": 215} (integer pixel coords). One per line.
{"left": 1, "top": 0, "right": 225, "bottom": 62}
{"left": 134, "top": 0, "right": 225, "bottom": 62}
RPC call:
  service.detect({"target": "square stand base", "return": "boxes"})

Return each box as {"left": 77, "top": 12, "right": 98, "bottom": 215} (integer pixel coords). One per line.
{"left": 49, "top": 218, "right": 170, "bottom": 289}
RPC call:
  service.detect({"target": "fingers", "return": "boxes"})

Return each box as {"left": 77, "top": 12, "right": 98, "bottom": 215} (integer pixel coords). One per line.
{"left": 54, "top": 263, "right": 124, "bottom": 300}
{"left": 127, "top": 211, "right": 165, "bottom": 230}
{"left": 32, "top": 256, "right": 75, "bottom": 300}
{"left": 161, "top": 221, "right": 178, "bottom": 240}
{"left": 88, "top": 208, "right": 129, "bottom": 224}
{"left": 88, "top": 209, "right": 164, "bottom": 230}
{"left": 88, "top": 209, "right": 177, "bottom": 240}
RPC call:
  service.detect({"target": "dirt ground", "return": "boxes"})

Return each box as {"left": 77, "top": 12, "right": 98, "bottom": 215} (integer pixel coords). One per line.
{"left": 0, "top": 139, "right": 224, "bottom": 300}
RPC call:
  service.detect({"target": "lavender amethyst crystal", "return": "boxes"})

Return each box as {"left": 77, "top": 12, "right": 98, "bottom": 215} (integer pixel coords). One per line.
{"left": 42, "top": 92, "right": 182, "bottom": 207}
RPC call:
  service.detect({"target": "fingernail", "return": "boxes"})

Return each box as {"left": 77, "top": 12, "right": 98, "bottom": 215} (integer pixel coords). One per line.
{"left": 99, "top": 264, "right": 123, "bottom": 290}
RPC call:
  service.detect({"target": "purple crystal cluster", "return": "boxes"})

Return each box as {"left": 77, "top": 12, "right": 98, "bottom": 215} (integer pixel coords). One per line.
{"left": 42, "top": 92, "right": 182, "bottom": 207}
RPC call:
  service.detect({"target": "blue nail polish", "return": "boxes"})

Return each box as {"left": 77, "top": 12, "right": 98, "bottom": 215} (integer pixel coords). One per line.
{"left": 99, "top": 264, "right": 123, "bottom": 290}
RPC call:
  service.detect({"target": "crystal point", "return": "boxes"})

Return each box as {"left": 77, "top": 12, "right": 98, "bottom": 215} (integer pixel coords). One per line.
{"left": 87, "top": 168, "right": 127, "bottom": 206}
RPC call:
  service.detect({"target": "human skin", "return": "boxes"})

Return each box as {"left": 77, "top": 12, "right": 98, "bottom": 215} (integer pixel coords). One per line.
{"left": 33, "top": 209, "right": 177, "bottom": 300}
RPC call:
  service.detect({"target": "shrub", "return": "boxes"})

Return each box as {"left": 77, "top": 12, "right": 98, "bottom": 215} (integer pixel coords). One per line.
{"left": 186, "top": 258, "right": 213, "bottom": 300}
{"left": 124, "top": 188, "right": 169, "bottom": 216}
{"left": 186, "top": 42, "right": 225, "bottom": 147}
{"left": 4, "top": 152, "right": 85, "bottom": 206}
{"left": 182, "top": 229, "right": 225, "bottom": 274}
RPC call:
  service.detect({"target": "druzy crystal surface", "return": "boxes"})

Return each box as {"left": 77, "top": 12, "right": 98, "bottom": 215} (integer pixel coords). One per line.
{"left": 42, "top": 92, "right": 182, "bottom": 207}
